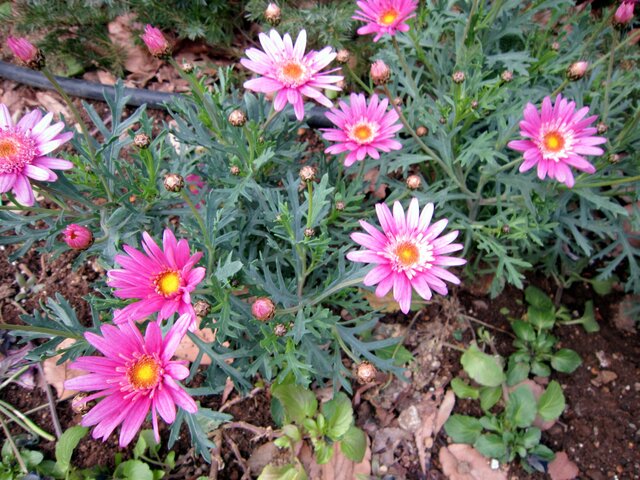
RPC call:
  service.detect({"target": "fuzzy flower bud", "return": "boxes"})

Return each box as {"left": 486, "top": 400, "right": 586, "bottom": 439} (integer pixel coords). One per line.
{"left": 63, "top": 224, "right": 93, "bottom": 250}
{"left": 133, "top": 132, "right": 151, "bottom": 149}
{"left": 597, "top": 122, "right": 608, "bottom": 134}
{"left": 265, "top": 3, "right": 282, "bottom": 26}
{"left": 336, "top": 49, "right": 351, "bottom": 64}
{"left": 452, "top": 71, "right": 465, "bottom": 84}
{"left": 182, "top": 61, "right": 194, "bottom": 74}
{"left": 141, "top": 24, "right": 171, "bottom": 58}
{"left": 567, "top": 61, "right": 589, "bottom": 81}
{"left": 551, "top": 41, "right": 560, "bottom": 51}
{"left": 406, "top": 175, "right": 422, "bottom": 190}
{"left": 230, "top": 165, "right": 240, "bottom": 175}
{"left": 299, "top": 165, "right": 317, "bottom": 182}
{"left": 335, "top": 201, "right": 345, "bottom": 211}
{"left": 194, "top": 300, "right": 211, "bottom": 318}
{"left": 356, "top": 361, "right": 377, "bottom": 383}
{"left": 370, "top": 60, "right": 391, "bottom": 85}
{"left": 71, "top": 393, "right": 92, "bottom": 414}
{"left": 252, "top": 297, "right": 276, "bottom": 321}
{"left": 614, "top": 1, "right": 635, "bottom": 26}
{"left": 228, "top": 109, "right": 247, "bottom": 127}
{"left": 501, "top": 70, "right": 513, "bottom": 82}
{"left": 163, "top": 173, "right": 184, "bottom": 192}
{"left": 7, "top": 36, "right": 44, "bottom": 69}
{"left": 273, "top": 323, "right": 288, "bottom": 337}
{"left": 416, "top": 126, "right": 428, "bottom": 137}
{"left": 471, "top": 100, "right": 479, "bottom": 110}
{"left": 304, "top": 227, "right": 315, "bottom": 238}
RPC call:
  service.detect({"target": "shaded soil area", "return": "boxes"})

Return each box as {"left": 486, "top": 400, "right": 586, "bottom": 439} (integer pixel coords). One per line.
{"left": 1, "top": 242, "right": 638, "bottom": 479}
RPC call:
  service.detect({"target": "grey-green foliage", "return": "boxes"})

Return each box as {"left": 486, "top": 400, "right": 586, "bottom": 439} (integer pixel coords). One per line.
{"left": 372, "top": 0, "right": 639, "bottom": 295}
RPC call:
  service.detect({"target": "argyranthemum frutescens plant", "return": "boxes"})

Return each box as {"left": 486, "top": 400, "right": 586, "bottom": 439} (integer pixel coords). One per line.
{"left": 0, "top": 0, "right": 638, "bottom": 461}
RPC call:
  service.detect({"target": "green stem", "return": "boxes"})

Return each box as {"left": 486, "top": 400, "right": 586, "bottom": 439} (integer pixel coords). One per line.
{"left": 0, "top": 323, "right": 82, "bottom": 339}
{"left": 0, "top": 400, "right": 55, "bottom": 441}
{"left": 0, "top": 418, "right": 27, "bottom": 474}
{"left": 306, "top": 181, "right": 313, "bottom": 229}
{"left": 613, "top": 106, "right": 640, "bottom": 146}
{"left": 603, "top": 31, "right": 617, "bottom": 122}
{"left": 382, "top": 85, "right": 473, "bottom": 196}
{"left": 551, "top": 79, "right": 569, "bottom": 97}
{"left": 575, "top": 174, "right": 640, "bottom": 189}
{"left": 332, "top": 326, "right": 360, "bottom": 363}
{"left": 278, "top": 275, "right": 366, "bottom": 314}
{"left": 460, "top": 0, "right": 480, "bottom": 51}
{"left": 0, "top": 365, "right": 30, "bottom": 391}
{"left": 262, "top": 106, "right": 279, "bottom": 131}
{"left": 589, "top": 26, "right": 638, "bottom": 71}
{"left": 392, "top": 37, "right": 419, "bottom": 95}
{"left": 344, "top": 63, "right": 373, "bottom": 95}
{"left": 180, "top": 190, "right": 215, "bottom": 273}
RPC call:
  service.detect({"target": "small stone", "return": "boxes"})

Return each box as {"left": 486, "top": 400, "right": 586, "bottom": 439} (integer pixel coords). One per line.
{"left": 490, "top": 459, "right": 500, "bottom": 470}
{"left": 398, "top": 405, "right": 421, "bottom": 433}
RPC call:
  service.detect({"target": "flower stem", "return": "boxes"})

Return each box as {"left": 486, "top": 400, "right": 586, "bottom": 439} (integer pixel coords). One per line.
{"left": 344, "top": 63, "right": 373, "bottom": 95}
{"left": 603, "top": 31, "right": 617, "bottom": 122}
{"left": 0, "top": 399, "right": 55, "bottom": 441}
{"left": 180, "top": 190, "right": 215, "bottom": 273}
{"left": 306, "top": 181, "right": 313, "bottom": 229}
{"left": 0, "top": 419, "right": 27, "bottom": 474}
{"left": 332, "top": 326, "right": 360, "bottom": 363}
{"left": 392, "top": 37, "right": 419, "bottom": 96}
{"left": 575, "top": 174, "right": 640, "bottom": 189}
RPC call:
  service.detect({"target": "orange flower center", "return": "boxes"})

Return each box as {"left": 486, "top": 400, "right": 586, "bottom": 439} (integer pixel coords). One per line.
{"left": 379, "top": 9, "right": 399, "bottom": 26}
{"left": 282, "top": 61, "right": 304, "bottom": 81}
{"left": 0, "top": 139, "right": 18, "bottom": 159}
{"left": 128, "top": 355, "right": 161, "bottom": 390}
{"left": 395, "top": 241, "right": 420, "bottom": 267}
{"left": 154, "top": 270, "right": 181, "bottom": 296}
{"left": 353, "top": 124, "right": 373, "bottom": 141}
{"left": 543, "top": 131, "right": 565, "bottom": 152}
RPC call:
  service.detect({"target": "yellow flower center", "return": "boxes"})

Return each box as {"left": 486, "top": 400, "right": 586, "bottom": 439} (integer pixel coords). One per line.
{"left": 282, "top": 61, "right": 304, "bottom": 81}
{"left": 353, "top": 124, "right": 373, "bottom": 142}
{"left": 128, "top": 355, "right": 161, "bottom": 390}
{"left": 154, "top": 270, "right": 181, "bottom": 296}
{"left": 379, "top": 9, "right": 399, "bottom": 26}
{"left": 0, "top": 139, "right": 18, "bottom": 159}
{"left": 543, "top": 131, "right": 565, "bottom": 152}
{"left": 396, "top": 241, "right": 420, "bottom": 267}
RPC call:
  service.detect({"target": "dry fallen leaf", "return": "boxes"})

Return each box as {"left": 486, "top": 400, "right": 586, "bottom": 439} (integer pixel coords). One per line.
{"left": 363, "top": 167, "right": 387, "bottom": 199}
{"left": 439, "top": 444, "right": 507, "bottom": 480}
{"left": 435, "top": 389, "right": 456, "bottom": 434}
{"left": 41, "top": 338, "right": 86, "bottom": 400}
{"left": 173, "top": 326, "right": 216, "bottom": 365}
{"left": 35, "top": 92, "right": 72, "bottom": 124}
{"left": 299, "top": 440, "right": 372, "bottom": 480}
{"left": 548, "top": 451, "right": 579, "bottom": 480}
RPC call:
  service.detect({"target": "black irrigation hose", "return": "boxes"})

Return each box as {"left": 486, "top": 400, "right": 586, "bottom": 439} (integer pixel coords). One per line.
{"left": 0, "top": 60, "right": 332, "bottom": 128}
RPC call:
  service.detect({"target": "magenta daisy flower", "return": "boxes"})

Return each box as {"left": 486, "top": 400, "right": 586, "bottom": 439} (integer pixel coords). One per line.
{"left": 347, "top": 198, "right": 466, "bottom": 314}
{"left": 322, "top": 93, "right": 402, "bottom": 167}
{"left": 507, "top": 94, "right": 606, "bottom": 188}
{"left": 0, "top": 104, "right": 73, "bottom": 206}
{"left": 108, "top": 229, "right": 206, "bottom": 330}
{"left": 64, "top": 314, "right": 198, "bottom": 447}
{"left": 240, "top": 29, "right": 343, "bottom": 121}
{"left": 353, "top": 0, "right": 418, "bottom": 42}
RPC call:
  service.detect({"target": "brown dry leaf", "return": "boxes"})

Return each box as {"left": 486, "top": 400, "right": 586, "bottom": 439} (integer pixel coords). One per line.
{"left": 41, "top": 338, "right": 86, "bottom": 400}
{"left": 613, "top": 295, "right": 638, "bottom": 334}
{"left": 247, "top": 441, "right": 280, "bottom": 474}
{"left": 439, "top": 444, "right": 507, "bottom": 480}
{"left": 97, "top": 70, "right": 118, "bottom": 86}
{"left": 173, "top": 326, "right": 215, "bottom": 365}
{"left": 300, "top": 440, "right": 371, "bottom": 480}
{"left": 363, "top": 167, "right": 387, "bottom": 199}
{"left": 435, "top": 389, "right": 456, "bottom": 434}
{"left": 34, "top": 92, "right": 72, "bottom": 124}
{"left": 548, "top": 451, "right": 579, "bottom": 480}
{"left": 372, "top": 427, "right": 409, "bottom": 466}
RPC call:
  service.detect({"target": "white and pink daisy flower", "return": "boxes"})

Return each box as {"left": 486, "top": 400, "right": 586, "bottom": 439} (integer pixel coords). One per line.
{"left": 322, "top": 93, "right": 402, "bottom": 167}
{"left": 347, "top": 198, "right": 466, "bottom": 314}
{"left": 0, "top": 104, "right": 73, "bottom": 206}
{"left": 240, "top": 29, "right": 343, "bottom": 121}
{"left": 108, "top": 229, "right": 206, "bottom": 330}
{"left": 353, "top": 0, "right": 419, "bottom": 42}
{"left": 64, "top": 314, "right": 198, "bottom": 447}
{"left": 508, "top": 94, "right": 607, "bottom": 188}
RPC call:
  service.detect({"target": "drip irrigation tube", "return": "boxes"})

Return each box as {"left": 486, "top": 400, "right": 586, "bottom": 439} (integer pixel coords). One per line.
{"left": 0, "top": 60, "right": 332, "bottom": 128}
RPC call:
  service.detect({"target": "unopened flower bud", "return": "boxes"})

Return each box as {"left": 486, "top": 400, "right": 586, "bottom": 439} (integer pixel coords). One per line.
{"left": 265, "top": 3, "right": 282, "bottom": 26}
{"left": 551, "top": 41, "right": 560, "bottom": 51}
{"left": 141, "top": 24, "right": 171, "bottom": 58}
{"left": 182, "top": 61, "right": 194, "bottom": 73}
{"left": 194, "top": 300, "right": 211, "bottom": 318}
{"left": 501, "top": 224, "right": 510, "bottom": 234}
{"left": 304, "top": 227, "right": 315, "bottom": 238}
{"left": 274, "top": 323, "right": 288, "bottom": 337}
{"left": 335, "top": 201, "right": 345, "bottom": 211}
{"left": 252, "top": 297, "right": 276, "bottom": 321}
{"left": 501, "top": 70, "right": 513, "bottom": 82}
{"left": 299, "top": 165, "right": 317, "bottom": 182}
{"left": 370, "top": 60, "right": 391, "bottom": 85}
{"left": 71, "top": 393, "right": 92, "bottom": 414}
{"left": 164, "top": 173, "right": 184, "bottom": 192}
{"left": 336, "top": 49, "right": 350, "bottom": 64}
{"left": 228, "top": 109, "right": 247, "bottom": 127}
{"left": 471, "top": 100, "right": 479, "bottom": 110}
{"left": 133, "top": 132, "right": 151, "bottom": 149}
{"left": 7, "top": 36, "right": 44, "bottom": 69}
{"left": 609, "top": 153, "right": 621, "bottom": 164}
{"left": 393, "top": 97, "right": 403, "bottom": 107}
{"left": 406, "top": 175, "right": 422, "bottom": 190}
{"left": 356, "top": 361, "right": 377, "bottom": 383}
{"left": 439, "top": 117, "right": 447, "bottom": 125}
{"left": 416, "top": 126, "right": 428, "bottom": 137}
{"left": 230, "top": 165, "right": 240, "bottom": 175}
{"left": 567, "top": 61, "right": 589, "bottom": 81}
{"left": 63, "top": 224, "right": 93, "bottom": 250}
{"left": 597, "top": 122, "right": 608, "bottom": 134}
{"left": 614, "top": 1, "right": 635, "bottom": 26}
{"left": 452, "top": 71, "right": 465, "bottom": 84}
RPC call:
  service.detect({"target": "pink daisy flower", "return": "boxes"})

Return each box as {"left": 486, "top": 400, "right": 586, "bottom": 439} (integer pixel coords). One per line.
{"left": 108, "top": 229, "right": 206, "bottom": 330}
{"left": 140, "top": 24, "right": 170, "bottom": 57}
{"left": 353, "top": 0, "right": 418, "bottom": 42}
{"left": 347, "top": 198, "right": 466, "bottom": 314}
{"left": 508, "top": 94, "right": 606, "bottom": 188}
{"left": 7, "top": 36, "right": 39, "bottom": 65}
{"left": 240, "top": 29, "right": 343, "bottom": 121}
{"left": 64, "top": 314, "right": 198, "bottom": 447}
{"left": 0, "top": 104, "right": 73, "bottom": 206}
{"left": 322, "top": 93, "right": 402, "bottom": 167}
